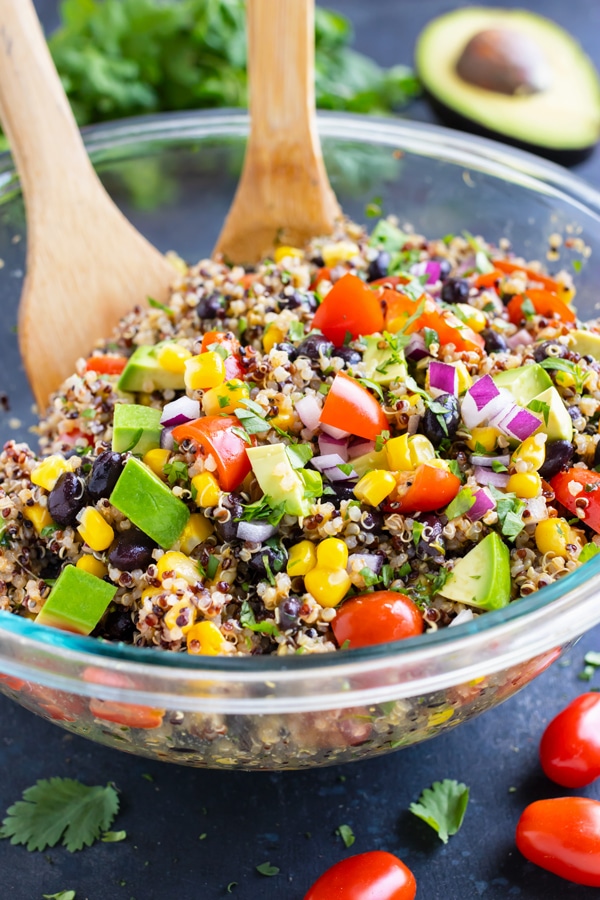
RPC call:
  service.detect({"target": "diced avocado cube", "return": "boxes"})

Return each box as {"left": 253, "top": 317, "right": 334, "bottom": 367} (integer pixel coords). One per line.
{"left": 109, "top": 457, "right": 190, "bottom": 549}
{"left": 35, "top": 565, "right": 116, "bottom": 635}
{"left": 527, "top": 386, "right": 573, "bottom": 442}
{"left": 439, "top": 532, "right": 510, "bottom": 611}
{"left": 117, "top": 343, "right": 186, "bottom": 393}
{"left": 112, "top": 404, "right": 163, "bottom": 455}
{"left": 246, "top": 443, "right": 309, "bottom": 517}
{"left": 567, "top": 330, "right": 600, "bottom": 360}
{"left": 493, "top": 364, "right": 552, "bottom": 406}
{"left": 362, "top": 334, "right": 407, "bottom": 385}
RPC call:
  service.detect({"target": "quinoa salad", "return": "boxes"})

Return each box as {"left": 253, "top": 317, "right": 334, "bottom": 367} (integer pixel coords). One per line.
{"left": 1, "top": 217, "right": 599, "bottom": 659}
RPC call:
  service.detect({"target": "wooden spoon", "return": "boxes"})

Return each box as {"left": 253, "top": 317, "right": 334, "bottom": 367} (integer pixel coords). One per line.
{"left": 214, "top": 0, "right": 341, "bottom": 264}
{"left": 0, "top": 0, "right": 174, "bottom": 411}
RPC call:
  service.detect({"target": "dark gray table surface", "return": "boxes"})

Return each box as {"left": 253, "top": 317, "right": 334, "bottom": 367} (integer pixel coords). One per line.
{"left": 2, "top": 1, "right": 600, "bottom": 898}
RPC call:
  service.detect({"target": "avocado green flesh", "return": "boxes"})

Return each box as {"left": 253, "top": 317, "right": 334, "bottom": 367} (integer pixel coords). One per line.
{"left": 246, "top": 443, "right": 309, "bottom": 517}
{"left": 493, "top": 364, "right": 551, "bottom": 406}
{"left": 109, "top": 457, "right": 190, "bottom": 549}
{"left": 439, "top": 532, "right": 511, "bottom": 610}
{"left": 567, "top": 330, "right": 600, "bottom": 360}
{"left": 528, "top": 386, "right": 573, "bottom": 442}
{"left": 362, "top": 335, "right": 407, "bottom": 386}
{"left": 112, "top": 403, "right": 163, "bottom": 455}
{"left": 118, "top": 344, "right": 186, "bottom": 393}
{"left": 36, "top": 565, "right": 117, "bottom": 634}
{"left": 416, "top": 8, "right": 600, "bottom": 151}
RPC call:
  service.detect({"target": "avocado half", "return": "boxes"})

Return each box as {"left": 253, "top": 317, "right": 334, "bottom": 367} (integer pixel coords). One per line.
{"left": 415, "top": 8, "right": 600, "bottom": 161}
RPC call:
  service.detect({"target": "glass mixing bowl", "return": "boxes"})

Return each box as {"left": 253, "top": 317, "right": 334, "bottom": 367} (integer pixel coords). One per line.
{"left": 1, "top": 110, "right": 600, "bottom": 770}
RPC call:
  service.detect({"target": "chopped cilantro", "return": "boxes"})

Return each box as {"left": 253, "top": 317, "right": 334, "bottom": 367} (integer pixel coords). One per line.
{"left": 429, "top": 567, "right": 451, "bottom": 594}
{"left": 409, "top": 779, "right": 469, "bottom": 844}
{"left": 337, "top": 463, "right": 354, "bottom": 477}
{"left": 299, "top": 468, "right": 323, "bottom": 499}
{"left": 365, "top": 196, "right": 383, "bottom": 218}
{"left": 424, "top": 327, "right": 439, "bottom": 348}
{"left": 491, "top": 459, "right": 508, "bottom": 473}
{"left": 375, "top": 429, "right": 390, "bottom": 453}
{"left": 412, "top": 520, "right": 424, "bottom": 549}
{"left": 147, "top": 296, "right": 173, "bottom": 316}
{"left": 287, "top": 320, "right": 305, "bottom": 342}
{"left": 240, "top": 601, "right": 280, "bottom": 637}
{"left": 40, "top": 524, "right": 61, "bottom": 539}
{"left": 446, "top": 459, "right": 463, "bottom": 481}
{"left": 489, "top": 486, "right": 525, "bottom": 540}
{"left": 162, "top": 459, "right": 190, "bottom": 487}
{"left": 101, "top": 830, "right": 127, "bottom": 843}
{"left": 206, "top": 555, "right": 219, "bottom": 580}
{"left": 368, "top": 219, "right": 408, "bottom": 253}
{"left": 285, "top": 444, "right": 312, "bottom": 469}
{"left": 580, "top": 543, "right": 600, "bottom": 563}
{"left": 207, "top": 342, "right": 228, "bottom": 361}
{"left": 262, "top": 554, "right": 276, "bottom": 586}
{"left": 475, "top": 250, "right": 494, "bottom": 274}
{"left": 398, "top": 562, "right": 411, "bottom": 578}
{"left": 357, "top": 377, "right": 384, "bottom": 401}
{"left": 234, "top": 399, "right": 271, "bottom": 435}
{"left": 43, "top": 893, "right": 76, "bottom": 900}
{"left": 520, "top": 297, "right": 536, "bottom": 320}
{"left": 539, "top": 357, "right": 587, "bottom": 393}
{"left": 340, "top": 639, "right": 351, "bottom": 650}
{"left": 241, "top": 496, "right": 286, "bottom": 526}
{"left": 444, "top": 487, "right": 475, "bottom": 520}
{"left": 231, "top": 425, "right": 251, "bottom": 444}
{"left": 256, "top": 862, "right": 280, "bottom": 877}
{"left": 442, "top": 233, "right": 455, "bottom": 245}
{"left": 336, "top": 824, "right": 355, "bottom": 848}
{"left": 573, "top": 259, "right": 583, "bottom": 273}
{"left": 359, "top": 567, "right": 380, "bottom": 587}
{"left": 238, "top": 316, "right": 247, "bottom": 339}
{"left": 381, "top": 564, "right": 393, "bottom": 587}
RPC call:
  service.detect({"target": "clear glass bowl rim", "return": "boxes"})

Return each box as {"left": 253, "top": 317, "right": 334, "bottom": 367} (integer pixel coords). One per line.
{"left": 2, "top": 108, "right": 600, "bottom": 689}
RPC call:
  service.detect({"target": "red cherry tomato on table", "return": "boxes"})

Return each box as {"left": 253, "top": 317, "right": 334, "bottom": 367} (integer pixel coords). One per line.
{"left": 540, "top": 693, "right": 600, "bottom": 787}
{"left": 320, "top": 372, "right": 388, "bottom": 441}
{"left": 386, "top": 464, "right": 461, "bottom": 515}
{"left": 311, "top": 273, "right": 384, "bottom": 345}
{"left": 332, "top": 591, "right": 424, "bottom": 650}
{"left": 172, "top": 415, "right": 251, "bottom": 492}
{"left": 304, "top": 850, "right": 416, "bottom": 900}
{"left": 550, "top": 468, "right": 600, "bottom": 534}
{"left": 516, "top": 797, "right": 600, "bottom": 887}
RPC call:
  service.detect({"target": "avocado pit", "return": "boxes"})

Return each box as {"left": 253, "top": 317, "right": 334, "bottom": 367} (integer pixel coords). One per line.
{"left": 456, "top": 28, "right": 553, "bottom": 96}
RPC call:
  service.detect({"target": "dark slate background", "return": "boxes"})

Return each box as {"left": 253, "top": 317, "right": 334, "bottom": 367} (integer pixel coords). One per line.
{"left": 0, "top": 1, "right": 599, "bottom": 897}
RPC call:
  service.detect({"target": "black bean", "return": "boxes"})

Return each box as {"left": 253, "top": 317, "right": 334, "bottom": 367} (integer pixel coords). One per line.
{"left": 279, "top": 290, "right": 317, "bottom": 313}
{"left": 48, "top": 472, "right": 88, "bottom": 526}
{"left": 108, "top": 528, "right": 157, "bottom": 571}
{"left": 327, "top": 481, "right": 357, "bottom": 506}
{"left": 215, "top": 493, "right": 244, "bottom": 542}
{"left": 481, "top": 328, "right": 508, "bottom": 354}
{"left": 432, "top": 256, "right": 452, "bottom": 281}
{"left": 275, "top": 341, "right": 298, "bottom": 361}
{"left": 367, "top": 251, "right": 390, "bottom": 282}
{"left": 197, "top": 291, "right": 225, "bottom": 319}
{"left": 420, "top": 393, "right": 460, "bottom": 446}
{"left": 296, "top": 334, "right": 334, "bottom": 359}
{"left": 533, "top": 341, "right": 568, "bottom": 363}
{"left": 311, "top": 253, "right": 325, "bottom": 268}
{"left": 333, "top": 347, "right": 362, "bottom": 366}
{"left": 416, "top": 514, "right": 445, "bottom": 563}
{"left": 362, "top": 509, "right": 384, "bottom": 532}
{"left": 539, "top": 440, "right": 575, "bottom": 480}
{"left": 87, "top": 451, "right": 124, "bottom": 502}
{"left": 279, "top": 597, "right": 301, "bottom": 630}
{"left": 249, "top": 544, "right": 288, "bottom": 578}
{"left": 440, "top": 278, "right": 470, "bottom": 304}
{"left": 95, "top": 606, "right": 136, "bottom": 643}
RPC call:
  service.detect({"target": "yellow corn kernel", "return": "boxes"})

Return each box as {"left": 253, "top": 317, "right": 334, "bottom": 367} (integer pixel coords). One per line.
{"left": 453, "top": 361, "right": 473, "bottom": 394}
{"left": 274, "top": 245, "right": 303, "bottom": 264}
{"left": 143, "top": 448, "right": 171, "bottom": 479}
{"left": 270, "top": 407, "right": 295, "bottom": 431}
{"left": 354, "top": 469, "right": 397, "bottom": 506}
{"left": 425, "top": 459, "right": 451, "bottom": 471}
{"left": 512, "top": 433, "right": 546, "bottom": 470}
{"left": 164, "top": 599, "right": 196, "bottom": 634}
{"left": 287, "top": 540, "right": 317, "bottom": 577}
{"left": 156, "top": 343, "right": 192, "bottom": 374}
{"left": 77, "top": 507, "right": 114, "bottom": 552}
{"left": 507, "top": 471, "right": 542, "bottom": 499}
{"left": 202, "top": 379, "right": 250, "bottom": 416}
{"left": 30, "top": 455, "right": 71, "bottom": 492}
{"left": 427, "top": 707, "right": 454, "bottom": 727}
{"left": 455, "top": 303, "right": 486, "bottom": 333}
{"left": 467, "top": 427, "right": 500, "bottom": 453}
{"left": 23, "top": 504, "right": 54, "bottom": 535}
{"left": 555, "top": 369, "right": 576, "bottom": 389}
{"left": 141, "top": 586, "right": 163, "bottom": 603}
{"left": 262, "top": 324, "right": 286, "bottom": 353}
{"left": 321, "top": 241, "right": 359, "bottom": 267}
{"left": 157, "top": 550, "right": 201, "bottom": 586}
{"left": 316, "top": 537, "right": 348, "bottom": 570}
{"left": 386, "top": 434, "right": 435, "bottom": 472}
{"left": 187, "top": 620, "right": 230, "bottom": 655}
{"left": 179, "top": 514, "right": 214, "bottom": 556}
{"left": 305, "top": 567, "right": 351, "bottom": 608}
{"left": 184, "top": 351, "right": 226, "bottom": 391}
{"left": 76, "top": 555, "right": 108, "bottom": 579}
{"left": 191, "top": 471, "right": 221, "bottom": 507}
{"left": 535, "top": 517, "right": 580, "bottom": 557}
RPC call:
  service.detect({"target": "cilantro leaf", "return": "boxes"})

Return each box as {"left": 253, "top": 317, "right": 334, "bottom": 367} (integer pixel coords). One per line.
{"left": 240, "top": 601, "right": 280, "bottom": 637}
{"left": 491, "top": 459, "right": 508, "bottom": 473}
{"left": 43, "top": 893, "right": 76, "bottom": 900}
{"left": 445, "top": 487, "right": 475, "bottom": 520}
{"left": 359, "top": 566, "right": 380, "bottom": 587}
{"left": 336, "top": 824, "right": 355, "bottom": 848}
{"left": 240, "top": 496, "right": 287, "bottom": 526}
{"left": 287, "top": 320, "right": 305, "bottom": 343}
{"left": 299, "top": 468, "right": 323, "bottom": 499}
{"left": 412, "top": 520, "right": 424, "bottom": 549}
{"left": 0, "top": 778, "right": 119, "bottom": 852}
{"left": 147, "top": 296, "right": 173, "bottom": 316}
{"left": 357, "top": 377, "right": 384, "bottom": 401}
{"left": 256, "top": 862, "right": 279, "bottom": 877}
{"left": 520, "top": 297, "right": 536, "bottom": 320}
{"left": 409, "top": 779, "right": 470, "bottom": 844}
{"left": 101, "top": 830, "right": 127, "bottom": 843}
{"left": 368, "top": 219, "right": 408, "bottom": 253}
{"left": 538, "top": 357, "right": 587, "bottom": 393}
{"left": 528, "top": 399, "right": 550, "bottom": 427}
{"left": 488, "top": 486, "right": 525, "bottom": 540}
{"left": 285, "top": 444, "right": 313, "bottom": 470}
{"left": 375, "top": 430, "right": 390, "bottom": 453}
{"left": 206, "top": 555, "right": 219, "bottom": 580}
{"left": 162, "top": 459, "right": 190, "bottom": 487}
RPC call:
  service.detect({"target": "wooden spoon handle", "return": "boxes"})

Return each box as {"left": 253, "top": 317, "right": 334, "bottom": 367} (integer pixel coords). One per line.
{"left": 0, "top": 0, "right": 97, "bottom": 217}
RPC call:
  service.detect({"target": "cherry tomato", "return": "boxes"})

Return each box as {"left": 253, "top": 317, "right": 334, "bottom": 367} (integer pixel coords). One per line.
{"left": 491, "top": 258, "right": 568, "bottom": 296}
{"left": 172, "top": 415, "right": 252, "bottom": 492}
{"left": 506, "top": 290, "right": 575, "bottom": 326}
{"left": 540, "top": 693, "right": 600, "bottom": 787}
{"left": 310, "top": 266, "right": 332, "bottom": 290}
{"left": 473, "top": 269, "right": 503, "bottom": 289}
{"left": 85, "top": 355, "right": 128, "bottom": 375}
{"left": 320, "top": 372, "right": 388, "bottom": 441}
{"left": 332, "top": 591, "right": 424, "bottom": 649}
{"left": 311, "top": 273, "right": 384, "bottom": 344}
{"left": 516, "top": 797, "right": 600, "bottom": 887}
{"left": 200, "top": 330, "right": 245, "bottom": 380}
{"left": 550, "top": 468, "right": 600, "bottom": 534}
{"left": 370, "top": 275, "right": 410, "bottom": 289}
{"left": 385, "top": 295, "right": 484, "bottom": 354}
{"left": 387, "top": 463, "right": 461, "bottom": 514}
{"left": 83, "top": 667, "right": 164, "bottom": 730}
{"left": 304, "top": 851, "right": 416, "bottom": 900}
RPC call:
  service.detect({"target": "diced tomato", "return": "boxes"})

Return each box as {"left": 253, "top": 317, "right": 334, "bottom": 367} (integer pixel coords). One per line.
{"left": 239, "top": 273, "right": 258, "bottom": 290}
{"left": 507, "top": 290, "right": 576, "bottom": 326}
{"left": 310, "top": 267, "right": 332, "bottom": 290}
{"left": 85, "top": 355, "right": 128, "bottom": 375}
{"left": 387, "top": 463, "right": 461, "bottom": 514}
{"left": 320, "top": 372, "right": 388, "bottom": 441}
{"left": 200, "top": 331, "right": 245, "bottom": 381}
{"left": 0, "top": 672, "right": 25, "bottom": 691}
{"left": 381, "top": 289, "right": 423, "bottom": 327}
{"left": 172, "top": 415, "right": 252, "bottom": 492}
{"left": 384, "top": 294, "right": 484, "bottom": 354}
{"left": 551, "top": 468, "right": 600, "bottom": 534}
{"left": 492, "top": 258, "right": 567, "bottom": 295}
{"left": 369, "top": 275, "right": 410, "bottom": 289}
{"left": 474, "top": 269, "right": 503, "bottom": 289}
{"left": 332, "top": 591, "right": 424, "bottom": 649}
{"left": 83, "top": 666, "right": 164, "bottom": 729}
{"left": 311, "top": 273, "right": 384, "bottom": 344}
{"left": 57, "top": 428, "right": 93, "bottom": 449}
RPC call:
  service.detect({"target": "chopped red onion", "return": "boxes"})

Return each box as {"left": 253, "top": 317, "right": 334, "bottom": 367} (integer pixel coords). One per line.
{"left": 160, "top": 396, "right": 200, "bottom": 427}
{"left": 466, "top": 488, "right": 496, "bottom": 521}
{"left": 295, "top": 395, "right": 321, "bottom": 432}
{"left": 236, "top": 521, "right": 277, "bottom": 542}
{"left": 410, "top": 260, "right": 441, "bottom": 284}
{"left": 347, "top": 437, "right": 375, "bottom": 459}
{"left": 347, "top": 552, "right": 384, "bottom": 574}
{"left": 320, "top": 422, "right": 351, "bottom": 440}
{"left": 507, "top": 329, "right": 531, "bottom": 349}
{"left": 407, "top": 415, "right": 420, "bottom": 435}
{"left": 160, "top": 426, "right": 175, "bottom": 451}
{"left": 405, "top": 333, "right": 429, "bottom": 361}
{"left": 449, "top": 608, "right": 474, "bottom": 628}
{"left": 429, "top": 361, "right": 458, "bottom": 398}
{"left": 473, "top": 466, "right": 510, "bottom": 488}
{"left": 461, "top": 376, "right": 510, "bottom": 429}
{"left": 323, "top": 465, "right": 357, "bottom": 482}
{"left": 318, "top": 433, "right": 349, "bottom": 461}
{"left": 470, "top": 454, "right": 510, "bottom": 468}
{"left": 311, "top": 453, "right": 348, "bottom": 472}
{"left": 496, "top": 406, "right": 541, "bottom": 442}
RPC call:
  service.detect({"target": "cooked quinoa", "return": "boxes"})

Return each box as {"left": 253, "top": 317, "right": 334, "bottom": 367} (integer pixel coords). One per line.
{"left": 1, "top": 216, "right": 599, "bottom": 657}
